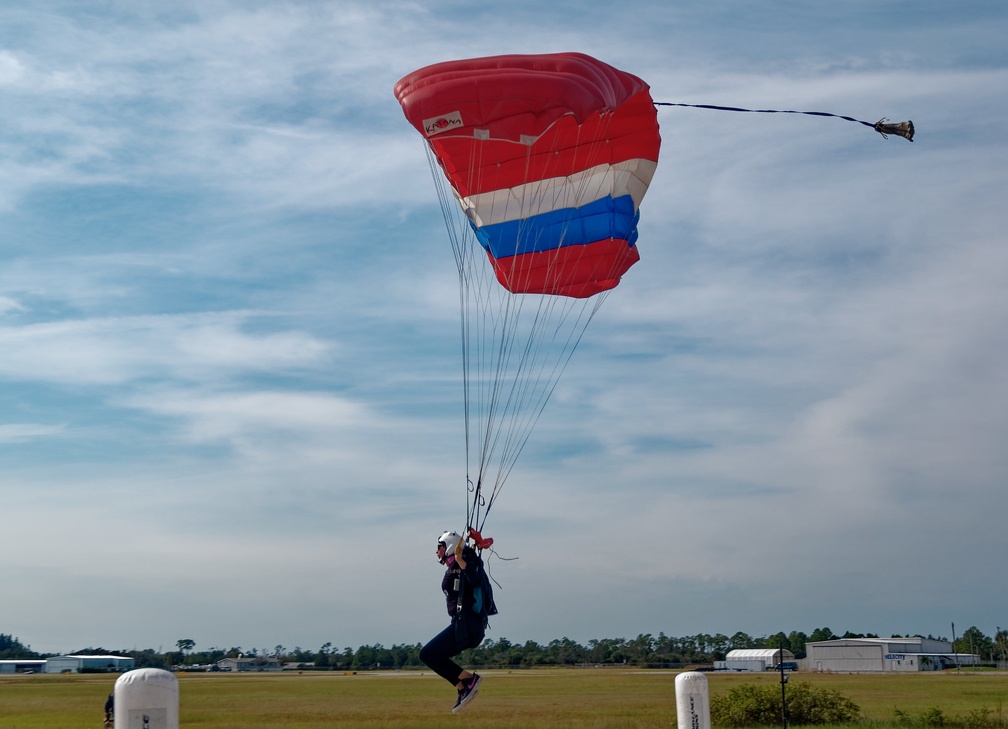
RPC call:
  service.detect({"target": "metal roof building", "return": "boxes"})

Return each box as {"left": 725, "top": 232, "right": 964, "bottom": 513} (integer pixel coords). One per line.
{"left": 0, "top": 659, "right": 46, "bottom": 674}
{"left": 216, "top": 655, "right": 282, "bottom": 672}
{"left": 720, "top": 648, "right": 796, "bottom": 672}
{"left": 807, "top": 638, "right": 979, "bottom": 672}
{"left": 45, "top": 654, "right": 135, "bottom": 673}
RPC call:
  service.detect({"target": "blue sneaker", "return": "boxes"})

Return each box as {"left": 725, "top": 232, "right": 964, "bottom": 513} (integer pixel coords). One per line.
{"left": 451, "top": 673, "right": 482, "bottom": 713}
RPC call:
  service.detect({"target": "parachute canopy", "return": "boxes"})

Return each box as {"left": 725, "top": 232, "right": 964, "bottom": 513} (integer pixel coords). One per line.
{"left": 394, "top": 53, "right": 661, "bottom": 532}
{"left": 394, "top": 52, "right": 661, "bottom": 298}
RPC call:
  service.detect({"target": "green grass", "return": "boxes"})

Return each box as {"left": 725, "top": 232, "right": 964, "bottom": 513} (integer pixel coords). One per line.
{"left": 1, "top": 669, "right": 1005, "bottom": 729}
{"left": 718, "top": 671, "right": 1007, "bottom": 719}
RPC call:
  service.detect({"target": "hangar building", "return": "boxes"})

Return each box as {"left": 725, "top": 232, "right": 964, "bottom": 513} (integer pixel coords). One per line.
{"left": 44, "top": 654, "right": 135, "bottom": 673}
{"left": 717, "top": 648, "right": 796, "bottom": 672}
{"left": 807, "top": 637, "right": 979, "bottom": 672}
{"left": 0, "top": 659, "right": 46, "bottom": 674}
{"left": 1, "top": 654, "right": 135, "bottom": 674}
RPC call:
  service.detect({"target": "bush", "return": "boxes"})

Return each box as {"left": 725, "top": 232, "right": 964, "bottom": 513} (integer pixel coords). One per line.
{"left": 894, "top": 706, "right": 1006, "bottom": 729}
{"left": 710, "top": 681, "right": 861, "bottom": 727}
{"left": 895, "top": 708, "right": 946, "bottom": 727}
{"left": 962, "top": 707, "right": 1007, "bottom": 729}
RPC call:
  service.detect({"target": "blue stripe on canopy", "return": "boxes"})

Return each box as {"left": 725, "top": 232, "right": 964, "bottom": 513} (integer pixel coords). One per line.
{"left": 471, "top": 195, "right": 640, "bottom": 259}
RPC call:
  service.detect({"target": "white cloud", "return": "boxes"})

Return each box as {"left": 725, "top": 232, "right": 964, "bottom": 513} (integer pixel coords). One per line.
{"left": 0, "top": 312, "right": 330, "bottom": 385}
{"left": 0, "top": 295, "right": 25, "bottom": 314}
{"left": 0, "top": 422, "right": 67, "bottom": 443}
{"left": 119, "top": 388, "right": 367, "bottom": 449}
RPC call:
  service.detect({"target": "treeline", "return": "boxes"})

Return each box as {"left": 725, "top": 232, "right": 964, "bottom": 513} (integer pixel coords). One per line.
{"left": 5, "top": 626, "right": 1007, "bottom": 670}
{"left": 0, "top": 633, "right": 44, "bottom": 660}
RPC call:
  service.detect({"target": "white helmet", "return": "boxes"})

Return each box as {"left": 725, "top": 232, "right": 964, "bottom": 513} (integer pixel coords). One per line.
{"left": 437, "top": 530, "right": 463, "bottom": 562}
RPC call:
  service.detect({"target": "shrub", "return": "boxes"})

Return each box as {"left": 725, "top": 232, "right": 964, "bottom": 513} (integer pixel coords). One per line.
{"left": 962, "top": 707, "right": 1006, "bottom": 729}
{"left": 710, "top": 681, "right": 861, "bottom": 727}
{"left": 895, "top": 707, "right": 946, "bottom": 727}
{"left": 895, "top": 706, "right": 1006, "bottom": 729}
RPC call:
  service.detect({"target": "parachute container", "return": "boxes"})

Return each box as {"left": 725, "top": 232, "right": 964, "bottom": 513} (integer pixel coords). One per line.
{"left": 394, "top": 54, "right": 660, "bottom": 529}
{"left": 114, "top": 668, "right": 179, "bottom": 729}
{"left": 675, "top": 671, "right": 712, "bottom": 729}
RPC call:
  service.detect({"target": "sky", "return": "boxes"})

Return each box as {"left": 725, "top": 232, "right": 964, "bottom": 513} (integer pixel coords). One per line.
{"left": 2, "top": 1, "right": 1006, "bottom": 657}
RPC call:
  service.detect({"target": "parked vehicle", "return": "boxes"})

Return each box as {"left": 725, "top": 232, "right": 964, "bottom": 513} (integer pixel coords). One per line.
{"left": 771, "top": 661, "right": 798, "bottom": 671}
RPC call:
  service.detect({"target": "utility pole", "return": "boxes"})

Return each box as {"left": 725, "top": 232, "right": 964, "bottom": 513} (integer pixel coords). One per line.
{"left": 951, "top": 622, "right": 960, "bottom": 673}
{"left": 779, "top": 636, "right": 788, "bottom": 729}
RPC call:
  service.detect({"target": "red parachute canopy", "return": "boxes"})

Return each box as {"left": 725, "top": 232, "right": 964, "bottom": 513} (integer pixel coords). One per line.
{"left": 393, "top": 53, "right": 661, "bottom": 534}
{"left": 395, "top": 53, "right": 661, "bottom": 298}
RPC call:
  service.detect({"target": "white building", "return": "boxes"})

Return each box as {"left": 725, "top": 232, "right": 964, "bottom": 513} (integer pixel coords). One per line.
{"left": 717, "top": 648, "right": 796, "bottom": 672}
{"left": 0, "top": 659, "right": 46, "bottom": 674}
{"left": 806, "top": 638, "right": 980, "bottom": 672}
{"left": 45, "top": 654, "right": 135, "bottom": 673}
{"left": 216, "top": 655, "right": 282, "bottom": 672}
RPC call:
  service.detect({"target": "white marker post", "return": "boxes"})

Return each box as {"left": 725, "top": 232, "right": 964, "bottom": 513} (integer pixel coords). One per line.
{"left": 113, "top": 668, "right": 179, "bottom": 729}
{"left": 675, "top": 671, "right": 711, "bottom": 729}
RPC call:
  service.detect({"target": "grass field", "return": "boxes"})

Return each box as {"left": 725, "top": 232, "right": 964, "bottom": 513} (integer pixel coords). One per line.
{"left": 1, "top": 669, "right": 1005, "bottom": 729}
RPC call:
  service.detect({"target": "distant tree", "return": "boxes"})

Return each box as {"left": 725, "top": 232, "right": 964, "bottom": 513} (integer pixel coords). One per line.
{"left": 281, "top": 646, "right": 308, "bottom": 664}
{"left": 337, "top": 647, "right": 355, "bottom": 671}
{"left": 388, "top": 643, "right": 420, "bottom": 668}
{"left": 73, "top": 646, "right": 123, "bottom": 656}
{"left": 995, "top": 628, "right": 1008, "bottom": 664}
{"left": 352, "top": 645, "right": 377, "bottom": 671}
{"left": 314, "top": 642, "right": 332, "bottom": 669}
{"left": 710, "top": 633, "right": 730, "bottom": 660}
{"left": 694, "top": 633, "right": 711, "bottom": 655}
{"left": 730, "top": 631, "right": 754, "bottom": 650}
{"left": 478, "top": 638, "right": 514, "bottom": 666}
{"left": 768, "top": 632, "right": 790, "bottom": 653}
{"left": 789, "top": 631, "right": 809, "bottom": 659}
{"left": 955, "top": 626, "right": 993, "bottom": 659}
{"left": 808, "top": 627, "right": 837, "bottom": 643}
{"left": 653, "top": 633, "right": 683, "bottom": 665}
{"left": 127, "top": 648, "right": 164, "bottom": 669}
{"left": 679, "top": 634, "right": 706, "bottom": 660}
{"left": 520, "top": 640, "right": 548, "bottom": 666}
{"left": 189, "top": 646, "right": 225, "bottom": 665}
{"left": 587, "top": 638, "right": 614, "bottom": 664}
{"left": 623, "top": 635, "right": 654, "bottom": 666}
{"left": 0, "top": 634, "right": 40, "bottom": 659}
{"left": 175, "top": 639, "right": 195, "bottom": 666}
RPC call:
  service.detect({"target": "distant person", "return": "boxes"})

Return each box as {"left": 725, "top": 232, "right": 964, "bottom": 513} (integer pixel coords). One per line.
{"left": 419, "top": 530, "right": 490, "bottom": 713}
{"left": 103, "top": 691, "right": 114, "bottom": 727}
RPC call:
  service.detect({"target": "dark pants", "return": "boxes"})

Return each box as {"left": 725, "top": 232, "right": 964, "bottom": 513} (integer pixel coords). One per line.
{"left": 420, "top": 616, "right": 485, "bottom": 686}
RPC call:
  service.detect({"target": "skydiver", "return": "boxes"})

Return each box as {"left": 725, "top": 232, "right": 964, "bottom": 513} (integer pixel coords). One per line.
{"left": 419, "top": 530, "right": 486, "bottom": 713}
